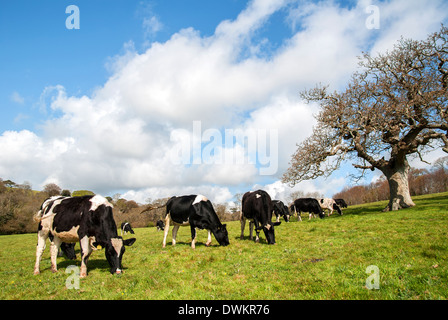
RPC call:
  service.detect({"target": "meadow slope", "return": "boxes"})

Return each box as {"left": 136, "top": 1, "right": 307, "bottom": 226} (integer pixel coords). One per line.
{"left": 0, "top": 192, "right": 447, "bottom": 300}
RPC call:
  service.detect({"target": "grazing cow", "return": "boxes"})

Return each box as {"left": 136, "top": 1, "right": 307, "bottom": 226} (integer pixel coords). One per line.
{"left": 162, "top": 195, "right": 229, "bottom": 249}
{"left": 38, "top": 197, "right": 77, "bottom": 260}
{"left": 33, "top": 195, "right": 136, "bottom": 277}
{"left": 290, "top": 198, "right": 324, "bottom": 221}
{"left": 156, "top": 219, "right": 165, "bottom": 231}
{"left": 120, "top": 222, "right": 135, "bottom": 236}
{"left": 334, "top": 198, "right": 348, "bottom": 209}
{"left": 272, "top": 200, "right": 290, "bottom": 222}
{"left": 58, "top": 242, "right": 76, "bottom": 259}
{"left": 240, "top": 190, "right": 281, "bottom": 244}
{"left": 319, "top": 198, "right": 342, "bottom": 216}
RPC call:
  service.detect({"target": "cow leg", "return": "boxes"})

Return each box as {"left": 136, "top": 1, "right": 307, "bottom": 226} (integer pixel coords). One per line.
{"left": 297, "top": 209, "right": 302, "bottom": 222}
{"left": 205, "top": 230, "right": 212, "bottom": 247}
{"left": 79, "top": 236, "right": 92, "bottom": 278}
{"left": 162, "top": 214, "right": 171, "bottom": 248}
{"left": 34, "top": 229, "right": 49, "bottom": 275}
{"left": 253, "top": 220, "right": 260, "bottom": 243}
{"left": 249, "top": 221, "right": 254, "bottom": 241}
{"left": 276, "top": 215, "right": 280, "bottom": 223}
{"left": 172, "top": 225, "right": 180, "bottom": 246}
{"left": 190, "top": 226, "right": 197, "bottom": 249}
{"left": 50, "top": 236, "right": 62, "bottom": 273}
{"left": 240, "top": 214, "right": 246, "bottom": 240}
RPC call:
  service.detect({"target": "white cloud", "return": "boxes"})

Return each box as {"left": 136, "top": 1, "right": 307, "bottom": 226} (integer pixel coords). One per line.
{"left": 368, "top": 0, "right": 448, "bottom": 54}
{"left": 1, "top": 0, "right": 447, "bottom": 203}
{"left": 143, "top": 15, "right": 163, "bottom": 38}
{"left": 137, "top": 1, "right": 164, "bottom": 45}
{"left": 122, "top": 184, "right": 233, "bottom": 205}
{"left": 10, "top": 91, "right": 25, "bottom": 104}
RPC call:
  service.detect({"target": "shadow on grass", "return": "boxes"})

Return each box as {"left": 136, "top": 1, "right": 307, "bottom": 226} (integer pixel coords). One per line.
{"left": 234, "top": 235, "right": 272, "bottom": 245}
{"left": 162, "top": 241, "right": 222, "bottom": 248}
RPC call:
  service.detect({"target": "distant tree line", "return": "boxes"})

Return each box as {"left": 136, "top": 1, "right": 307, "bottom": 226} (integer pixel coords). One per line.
{"left": 0, "top": 179, "right": 240, "bottom": 235}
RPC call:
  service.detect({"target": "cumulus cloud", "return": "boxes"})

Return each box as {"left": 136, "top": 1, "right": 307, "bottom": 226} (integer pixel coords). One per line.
{"left": 1, "top": 0, "right": 447, "bottom": 203}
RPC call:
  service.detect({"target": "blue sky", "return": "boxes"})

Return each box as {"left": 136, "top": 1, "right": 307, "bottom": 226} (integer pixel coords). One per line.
{"left": 1, "top": 0, "right": 447, "bottom": 204}
{"left": 0, "top": 1, "right": 241, "bottom": 126}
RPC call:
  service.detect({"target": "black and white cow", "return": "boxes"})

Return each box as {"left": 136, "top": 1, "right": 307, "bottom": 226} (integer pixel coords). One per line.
{"left": 162, "top": 195, "right": 229, "bottom": 249}
{"left": 319, "top": 198, "right": 342, "bottom": 216}
{"left": 272, "top": 200, "right": 290, "bottom": 222}
{"left": 120, "top": 222, "right": 135, "bottom": 236}
{"left": 156, "top": 219, "right": 165, "bottom": 231}
{"left": 38, "top": 196, "right": 77, "bottom": 259}
{"left": 290, "top": 198, "right": 325, "bottom": 221}
{"left": 240, "top": 190, "right": 281, "bottom": 244}
{"left": 334, "top": 198, "right": 348, "bottom": 209}
{"left": 33, "top": 195, "right": 136, "bottom": 277}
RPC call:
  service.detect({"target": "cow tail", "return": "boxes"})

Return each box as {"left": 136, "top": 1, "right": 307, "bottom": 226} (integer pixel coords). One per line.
{"left": 33, "top": 202, "right": 50, "bottom": 223}
{"left": 33, "top": 210, "right": 43, "bottom": 223}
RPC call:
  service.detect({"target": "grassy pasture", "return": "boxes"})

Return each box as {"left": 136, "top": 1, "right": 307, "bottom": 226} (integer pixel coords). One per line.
{"left": 0, "top": 192, "right": 447, "bottom": 300}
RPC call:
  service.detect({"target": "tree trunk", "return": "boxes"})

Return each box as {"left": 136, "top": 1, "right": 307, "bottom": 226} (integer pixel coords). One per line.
{"left": 382, "top": 160, "right": 416, "bottom": 211}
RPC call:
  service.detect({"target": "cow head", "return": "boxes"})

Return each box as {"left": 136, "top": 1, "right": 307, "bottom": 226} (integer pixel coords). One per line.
{"left": 256, "top": 222, "right": 281, "bottom": 244}
{"left": 60, "top": 242, "right": 76, "bottom": 260}
{"left": 213, "top": 224, "right": 230, "bottom": 246}
{"left": 95, "top": 237, "right": 136, "bottom": 275}
{"left": 156, "top": 220, "right": 165, "bottom": 231}
{"left": 124, "top": 223, "right": 135, "bottom": 234}
{"left": 317, "top": 208, "right": 325, "bottom": 219}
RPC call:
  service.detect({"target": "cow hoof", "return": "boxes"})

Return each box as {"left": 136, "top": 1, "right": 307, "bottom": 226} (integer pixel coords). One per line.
{"left": 33, "top": 271, "right": 40, "bottom": 275}
{"left": 205, "top": 242, "right": 211, "bottom": 247}
{"left": 80, "top": 273, "right": 87, "bottom": 278}
{"left": 51, "top": 268, "right": 58, "bottom": 273}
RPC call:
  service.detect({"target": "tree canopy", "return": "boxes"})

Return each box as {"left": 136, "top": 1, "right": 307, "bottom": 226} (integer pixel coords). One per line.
{"left": 283, "top": 25, "right": 448, "bottom": 211}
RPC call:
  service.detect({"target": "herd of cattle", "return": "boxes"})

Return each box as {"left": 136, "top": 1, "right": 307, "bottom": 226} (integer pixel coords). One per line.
{"left": 32, "top": 191, "right": 347, "bottom": 277}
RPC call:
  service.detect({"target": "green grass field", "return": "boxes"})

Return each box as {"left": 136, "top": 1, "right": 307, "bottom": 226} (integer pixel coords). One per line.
{"left": 1, "top": 192, "right": 447, "bottom": 300}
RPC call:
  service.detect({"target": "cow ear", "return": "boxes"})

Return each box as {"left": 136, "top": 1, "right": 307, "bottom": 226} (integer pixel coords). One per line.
{"left": 273, "top": 221, "right": 281, "bottom": 226}
{"left": 123, "top": 238, "right": 136, "bottom": 246}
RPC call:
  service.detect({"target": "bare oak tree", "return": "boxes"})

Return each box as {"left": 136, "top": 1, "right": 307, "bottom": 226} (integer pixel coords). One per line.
{"left": 283, "top": 26, "right": 448, "bottom": 211}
